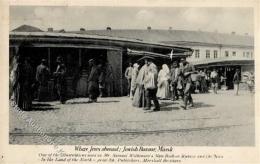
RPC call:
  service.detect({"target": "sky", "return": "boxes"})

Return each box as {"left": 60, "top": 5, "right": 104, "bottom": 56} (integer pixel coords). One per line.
{"left": 10, "top": 6, "right": 254, "bottom": 35}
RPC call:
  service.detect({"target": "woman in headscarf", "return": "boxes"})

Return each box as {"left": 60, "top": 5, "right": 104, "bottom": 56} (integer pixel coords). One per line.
{"left": 156, "top": 64, "right": 171, "bottom": 99}
{"left": 130, "top": 63, "right": 139, "bottom": 99}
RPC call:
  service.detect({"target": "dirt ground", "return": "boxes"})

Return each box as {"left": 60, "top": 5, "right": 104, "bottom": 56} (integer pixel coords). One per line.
{"left": 9, "top": 90, "right": 255, "bottom": 146}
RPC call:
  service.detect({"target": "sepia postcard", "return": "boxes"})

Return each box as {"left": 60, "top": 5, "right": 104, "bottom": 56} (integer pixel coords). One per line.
{"left": 0, "top": 0, "right": 259, "bottom": 163}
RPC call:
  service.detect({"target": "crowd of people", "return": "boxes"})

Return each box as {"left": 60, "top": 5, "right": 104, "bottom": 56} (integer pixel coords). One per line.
{"left": 10, "top": 53, "right": 254, "bottom": 112}
{"left": 126, "top": 56, "right": 196, "bottom": 111}
{"left": 125, "top": 57, "right": 255, "bottom": 112}
{"left": 10, "top": 56, "right": 68, "bottom": 110}
{"left": 10, "top": 55, "right": 110, "bottom": 111}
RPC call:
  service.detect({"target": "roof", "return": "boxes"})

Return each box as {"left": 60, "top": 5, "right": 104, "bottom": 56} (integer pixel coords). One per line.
{"left": 9, "top": 31, "right": 193, "bottom": 58}
{"left": 11, "top": 25, "right": 253, "bottom": 47}
{"left": 70, "top": 29, "right": 253, "bottom": 47}
{"left": 192, "top": 58, "right": 254, "bottom": 67}
{"left": 12, "top": 24, "right": 43, "bottom": 32}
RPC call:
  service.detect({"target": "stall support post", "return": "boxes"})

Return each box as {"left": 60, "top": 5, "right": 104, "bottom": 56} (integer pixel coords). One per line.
{"left": 47, "top": 48, "right": 51, "bottom": 70}
{"left": 79, "top": 49, "right": 82, "bottom": 67}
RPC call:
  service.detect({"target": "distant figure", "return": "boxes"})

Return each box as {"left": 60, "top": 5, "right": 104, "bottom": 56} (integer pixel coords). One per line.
{"left": 180, "top": 58, "right": 195, "bottom": 110}
{"left": 54, "top": 56, "right": 67, "bottom": 104}
{"left": 170, "top": 61, "right": 180, "bottom": 101}
{"left": 98, "top": 63, "right": 106, "bottom": 97}
{"left": 104, "top": 62, "right": 115, "bottom": 97}
{"left": 157, "top": 64, "right": 170, "bottom": 99}
{"left": 210, "top": 68, "right": 219, "bottom": 94}
{"left": 143, "top": 57, "right": 160, "bottom": 111}
{"left": 88, "top": 59, "right": 101, "bottom": 103}
{"left": 247, "top": 72, "right": 254, "bottom": 93}
{"left": 233, "top": 68, "right": 241, "bottom": 96}
{"left": 125, "top": 63, "right": 133, "bottom": 96}
{"left": 130, "top": 63, "right": 139, "bottom": 99}
{"left": 76, "top": 67, "right": 88, "bottom": 97}
{"left": 205, "top": 69, "right": 211, "bottom": 89}
{"left": 36, "top": 59, "right": 50, "bottom": 101}
{"left": 199, "top": 70, "right": 208, "bottom": 93}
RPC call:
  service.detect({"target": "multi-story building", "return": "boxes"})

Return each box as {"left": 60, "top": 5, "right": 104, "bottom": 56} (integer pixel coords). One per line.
{"left": 76, "top": 28, "right": 254, "bottom": 89}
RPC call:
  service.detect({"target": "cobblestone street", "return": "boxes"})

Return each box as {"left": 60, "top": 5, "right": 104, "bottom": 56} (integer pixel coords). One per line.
{"left": 9, "top": 90, "right": 254, "bottom": 146}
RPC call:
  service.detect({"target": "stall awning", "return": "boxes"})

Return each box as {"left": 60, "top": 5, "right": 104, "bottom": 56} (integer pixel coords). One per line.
{"left": 127, "top": 48, "right": 192, "bottom": 59}
{"left": 191, "top": 58, "right": 254, "bottom": 68}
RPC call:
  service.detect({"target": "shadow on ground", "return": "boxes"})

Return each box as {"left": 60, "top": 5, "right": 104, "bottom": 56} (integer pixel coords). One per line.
{"left": 67, "top": 100, "right": 120, "bottom": 104}
{"left": 31, "top": 103, "right": 59, "bottom": 111}
{"left": 192, "top": 102, "right": 214, "bottom": 109}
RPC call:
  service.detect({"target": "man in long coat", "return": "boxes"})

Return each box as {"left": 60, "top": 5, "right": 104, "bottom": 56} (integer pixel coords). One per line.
{"left": 170, "top": 61, "right": 180, "bottom": 101}
{"left": 88, "top": 59, "right": 101, "bottom": 102}
{"left": 54, "top": 57, "right": 67, "bottom": 104}
{"left": 36, "top": 59, "right": 50, "bottom": 101}
{"left": 180, "top": 58, "right": 196, "bottom": 110}
{"left": 143, "top": 57, "right": 160, "bottom": 111}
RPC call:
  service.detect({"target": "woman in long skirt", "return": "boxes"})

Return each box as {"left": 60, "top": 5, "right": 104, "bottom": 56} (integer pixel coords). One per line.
{"left": 156, "top": 64, "right": 170, "bottom": 99}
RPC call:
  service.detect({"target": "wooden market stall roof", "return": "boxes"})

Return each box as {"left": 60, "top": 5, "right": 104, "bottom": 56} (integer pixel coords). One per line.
{"left": 9, "top": 31, "right": 193, "bottom": 58}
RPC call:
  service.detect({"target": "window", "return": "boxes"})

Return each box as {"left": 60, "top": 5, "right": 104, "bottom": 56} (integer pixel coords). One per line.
{"left": 251, "top": 52, "right": 253, "bottom": 58}
{"left": 213, "top": 50, "right": 218, "bottom": 58}
{"left": 206, "top": 50, "right": 210, "bottom": 58}
{"left": 246, "top": 52, "right": 250, "bottom": 58}
{"left": 243, "top": 52, "right": 246, "bottom": 57}
{"left": 232, "top": 51, "right": 236, "bottom": 56}
{"left": 195, "top": 49, "right": 200, "bottom": 58}
{"left": 225, "top": 51, "right": 229, "bottom": 57}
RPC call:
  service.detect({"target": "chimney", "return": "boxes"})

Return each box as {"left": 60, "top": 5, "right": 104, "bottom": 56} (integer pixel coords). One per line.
{"left": 80, "top": 28, "right": 85, "bottom": 31}
{"left": 169, "top": 27, "right": 172, "bottom": 30}
{"left": 231, "top": 31, "right": 236, "bottom": 35}
{"left": 147, "top": 26, "right": 152, "bottom": 30}
{"left": 47, "top": 28, "right": 53, "bottom": 32}
{"left": 106, "top": 27, "right": 112, "bottom": 31}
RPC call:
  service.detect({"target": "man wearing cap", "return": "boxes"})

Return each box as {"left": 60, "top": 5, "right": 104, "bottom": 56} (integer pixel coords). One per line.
{"left": 180, "top": 58, "right": 196, "bottom": 109}
{"left": 36, "top": 59, "right": 50, "bottom": 101}
{"left": 170, "top": 61, "right": 180, "bottom": 101}
{"left": 142, "top": 56, "right": 160, "bottom": 111}
{"left": 88, "top": 59, "right": 101, "bottom": 102}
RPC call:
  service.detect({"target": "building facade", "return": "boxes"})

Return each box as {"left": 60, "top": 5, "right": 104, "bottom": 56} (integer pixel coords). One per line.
{"left": 11, "top": 25, "right": 254, "bottom": 90}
